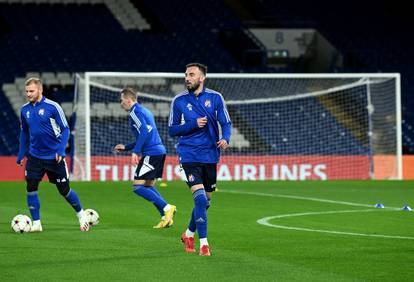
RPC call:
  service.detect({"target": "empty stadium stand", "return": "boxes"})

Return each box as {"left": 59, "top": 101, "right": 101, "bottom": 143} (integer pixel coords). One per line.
{"left": 0, "top": 0, "right": 412, "bottom": 155}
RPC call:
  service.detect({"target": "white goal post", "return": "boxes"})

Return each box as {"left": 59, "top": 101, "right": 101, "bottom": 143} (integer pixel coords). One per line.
{"left": 73, "top": 72, "right": 402, "bottom": 181}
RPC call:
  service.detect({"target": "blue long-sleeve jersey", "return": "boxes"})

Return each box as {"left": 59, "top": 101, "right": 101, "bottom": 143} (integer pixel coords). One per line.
{"left": 124, "top": 103, "right": 166, "bottom": 155}
{"left": 168, "top": 87, "right": 232, "bottom": 163}
{"left": 17, "top": 96, "right": 70, "bottom": 161}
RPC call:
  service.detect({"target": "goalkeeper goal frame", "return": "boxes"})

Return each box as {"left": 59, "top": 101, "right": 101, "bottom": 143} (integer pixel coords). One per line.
{"left": 75, "top": 72, "right": 402, "bottom": 181}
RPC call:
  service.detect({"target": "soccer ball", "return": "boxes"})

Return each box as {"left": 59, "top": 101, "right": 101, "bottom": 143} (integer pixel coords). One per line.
{"left": 84, "top": 209, "right": 99, "bottom": 226}
{"left": 11, "top": 214, "right": 32, "bottom": 233}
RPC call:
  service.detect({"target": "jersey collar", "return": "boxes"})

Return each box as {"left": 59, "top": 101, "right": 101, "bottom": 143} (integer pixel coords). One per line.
{"left": 33, "top": 96, "right": 45, "bottom": 106}
{"left": 190, "top": 86, "right": 206, "bottom": 97}
{"left": 129, "top": 102, "right": 138, "bottom": 112}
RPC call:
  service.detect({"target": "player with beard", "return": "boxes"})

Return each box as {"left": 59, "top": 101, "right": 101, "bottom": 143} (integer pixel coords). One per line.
{"left": 168, "top": 63, "right": 232, "bottom": 256}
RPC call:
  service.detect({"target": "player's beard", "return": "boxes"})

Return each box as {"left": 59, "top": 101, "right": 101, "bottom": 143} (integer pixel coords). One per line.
{"left": 28, "top": 93, "right": 40, "bottom": 103}
{"left": 186, "top": 81, "right": 201, "bottom": 92}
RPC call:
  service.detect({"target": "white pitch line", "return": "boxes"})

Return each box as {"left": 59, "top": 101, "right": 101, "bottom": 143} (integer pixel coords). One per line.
{"left": 219, "top": 189, "right": 413, "bottom": 240}
{"left": 220, "top": 189, "right": 400, "bottom": 210}
{"left": 257, "top": 210, "right": 414, "bottom": 240}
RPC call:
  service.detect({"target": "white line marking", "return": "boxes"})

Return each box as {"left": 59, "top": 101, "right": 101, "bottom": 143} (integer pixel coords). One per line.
{"left": 257, "top": 210, "right": 414, "bottom": 240}
{"left": 219, "top": 189, "right": 413, "bottom": 240}
{"left": 220, "top": 189, "right": 400, "bottom": 210}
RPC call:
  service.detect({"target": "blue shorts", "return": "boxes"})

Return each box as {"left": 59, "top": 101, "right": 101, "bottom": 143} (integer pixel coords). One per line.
{"left": 25, "top": 154, "right": 69, "bottom": 184}
{"left": 181, "top": 162, "right": 217, "bottom": 192}
{"left": 134, "top": 154, "right": 166, "bottom": 180}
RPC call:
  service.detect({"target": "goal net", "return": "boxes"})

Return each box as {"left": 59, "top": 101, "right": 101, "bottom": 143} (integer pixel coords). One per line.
{"left": 73, "top": 72, "right": 402, "bottom": 181}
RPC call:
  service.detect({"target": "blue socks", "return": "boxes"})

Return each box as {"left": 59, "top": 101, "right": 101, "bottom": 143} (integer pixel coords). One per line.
{"left": 64, "top": 189, "right": 82, "bottom": 213}
{"left": 149, "top": 186, "right": 161, "bottom": 197}
{"left": 148, "top": 187, "right": 164, "bottom": 216}
{"left": 188, "top": 209, "right": 196, "bottom": 232}
{"left": 192, "top": 189, "right": 208, "bottom": 238}
{"left": 27, "top": 191, "right": 40, "bottom": 221}
{"left": 28, "top": 188, "right": 83, "bottom": 220}
{"left": 133, "top": 185, "right": 167, "bottom": 214}
{"left": 188, "top": 198, "right": 210, "bottom": 233}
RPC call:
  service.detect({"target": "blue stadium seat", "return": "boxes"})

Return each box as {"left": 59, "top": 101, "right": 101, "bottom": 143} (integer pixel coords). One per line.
{"left": 0, "top": 1, "right": 412, "bottom": 155}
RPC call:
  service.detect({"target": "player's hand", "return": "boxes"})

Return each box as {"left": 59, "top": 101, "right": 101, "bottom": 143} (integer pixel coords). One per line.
{"left": 55, "top": 153, "right": 63, "bottom": 163}
{"left": 131, "top": 153, "right": 139, "bottom": 166}
{"left": 16, "top": 158, "right": 24, "bottom": 166}
{"left": 217, "top": 139, "right": 229, "bottom": 150}
{"left": 197, "top": 116, "right": 208, "bottom": 128}
{"left": 114, "top": 144, "right": 126, "bottom": 152}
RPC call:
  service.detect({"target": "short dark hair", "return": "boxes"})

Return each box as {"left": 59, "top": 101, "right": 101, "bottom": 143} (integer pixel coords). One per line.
{"left": 186, "top": 63, "right": 207, "bottom": 76}
{"left": 120, "top": 87, "right": 137, "bottom": 101}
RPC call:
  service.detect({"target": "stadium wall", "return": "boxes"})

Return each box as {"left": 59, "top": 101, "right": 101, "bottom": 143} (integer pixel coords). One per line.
{"left": 1, "top": 156, "right": 413, "bottom": 181}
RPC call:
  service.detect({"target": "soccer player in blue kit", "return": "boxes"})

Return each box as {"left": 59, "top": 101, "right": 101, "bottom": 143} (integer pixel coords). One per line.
{"left": 17, "top": 77, "right": 90, "bottom": 232}
{"left": 168, "top": 63, "right": 232, "bottom": 256}
{"left": 114, "top": 88, "right": 176, "bottom": 229}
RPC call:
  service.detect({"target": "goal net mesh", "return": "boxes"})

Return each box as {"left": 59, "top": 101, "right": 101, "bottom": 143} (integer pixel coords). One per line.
{"left": 73, "top": 73, "right": 400, "bottom": 181}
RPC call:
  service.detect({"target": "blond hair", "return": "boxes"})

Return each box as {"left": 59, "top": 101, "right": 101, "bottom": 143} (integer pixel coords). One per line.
{"left": 120, "top": 87, "right": 138, "bottom": 101}
{"left": 25, "top": 77, "right": 43, "bottom": 87}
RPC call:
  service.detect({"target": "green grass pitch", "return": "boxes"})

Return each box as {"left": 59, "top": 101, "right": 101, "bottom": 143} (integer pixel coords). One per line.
{"left": 1, "top": 180, "right": 414, "bottom": 281}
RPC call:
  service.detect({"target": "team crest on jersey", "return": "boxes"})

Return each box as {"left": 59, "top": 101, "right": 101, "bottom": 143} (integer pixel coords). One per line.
{"left": 26, "top": 111, "right": 30, "bottom": 118}
{"left": 38, "top": 109, "right": 44, "bottom": 115}
{"left": 186, "top": 103, "right": 193, "bottom": 111}
{"left": 188, "top": 174, "right": 195, "bottom": 182}
{"left": 204, "top": 100, "right": 211, "bottom": 108}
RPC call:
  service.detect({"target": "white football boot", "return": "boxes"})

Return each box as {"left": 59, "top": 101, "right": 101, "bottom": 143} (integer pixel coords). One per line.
{"left": 30, "top": 220, "right": 43, "bottom": 232}
{"left": 78, "top": 211, "right": 90, "bottom": 232}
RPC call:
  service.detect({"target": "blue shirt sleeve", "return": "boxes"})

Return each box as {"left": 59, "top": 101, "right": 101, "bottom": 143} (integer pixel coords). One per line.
{"left": 130, "top": 110, "right": 150, "bottom": 154}
{"left": 58, "top": 128, "right": 70, "bottom": 157}
{"left": 168, "top": 99, "right": 198, "bottom": 137}
{"left": 216, "top": 95, "right": 232, "bottom": 144}
{"left": 124, "top": 142, "right": 135, "bottom": 151}
{"left": 17, "top": 111, "right": 29, "bottom": 164}
{"left": 53, "top": 105, "right": 70, "bottom": 157}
